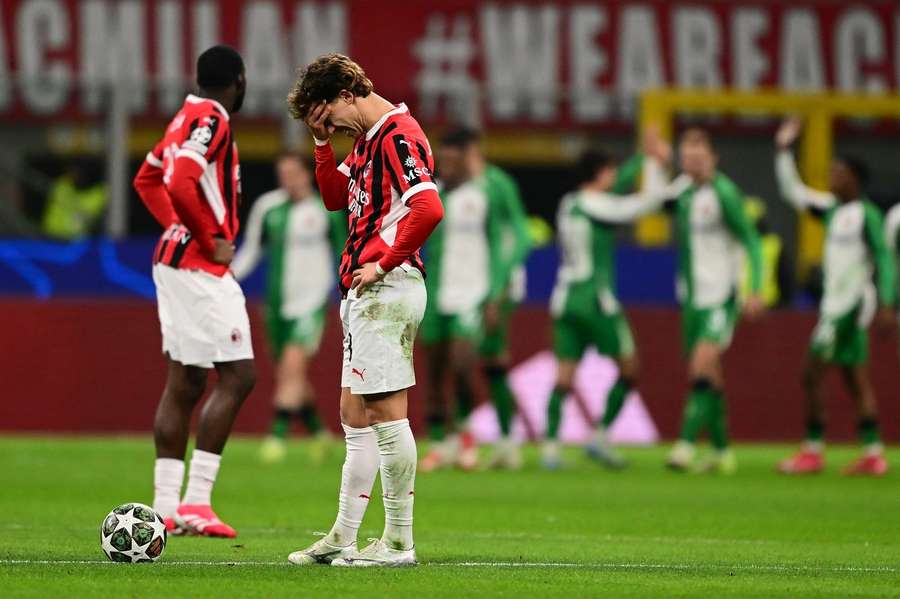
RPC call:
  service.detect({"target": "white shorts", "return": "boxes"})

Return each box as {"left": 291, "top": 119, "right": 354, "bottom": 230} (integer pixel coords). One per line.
{"left": 152, "top": 264, "right": 254, "bottom": 368}
{"left": 340, "top": 265, "right": 426, "bottom": 395}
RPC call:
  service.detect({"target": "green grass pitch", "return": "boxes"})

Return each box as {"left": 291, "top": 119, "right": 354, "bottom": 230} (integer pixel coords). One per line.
{"left": 1, "top": 437, "right": 897, "bottom": 597}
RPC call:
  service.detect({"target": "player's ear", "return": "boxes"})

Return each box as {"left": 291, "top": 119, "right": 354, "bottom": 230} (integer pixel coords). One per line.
{"left": 339, "top": 90, "right": 354, "bottom": 104}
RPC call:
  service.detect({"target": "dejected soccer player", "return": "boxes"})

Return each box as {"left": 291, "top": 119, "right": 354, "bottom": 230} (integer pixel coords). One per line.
{"left": 774, "top": 118, "right": 896, "bottom": 476}
{"left": 132, "top": 46, "right": 255, "bottom": 537}
{"left": 285, "top": 54, "right": 443, "bottom": 567}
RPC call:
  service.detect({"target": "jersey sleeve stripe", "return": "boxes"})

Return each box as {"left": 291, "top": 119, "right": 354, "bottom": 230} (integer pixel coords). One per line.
{"left": 199, "top": 167, "right": 227, "bottom": 225}
{"left": 175, "top": 148, "right": 209, "bottom": 169}
{"left": 337, "top": 163, "right": 351, "bottom": 177}
{"left": 399, "top": 182, "right": 438, "bottom": 205}
{"left": 145, "top": 152, "right": 163, "bottom": 168}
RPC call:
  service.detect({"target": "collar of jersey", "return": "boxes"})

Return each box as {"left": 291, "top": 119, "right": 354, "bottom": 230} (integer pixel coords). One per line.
{"left": 185, "top": 94, "right": 230, "bottom": 121}
{"left": 365, "top": 103, "right": 408, "bottom": 141}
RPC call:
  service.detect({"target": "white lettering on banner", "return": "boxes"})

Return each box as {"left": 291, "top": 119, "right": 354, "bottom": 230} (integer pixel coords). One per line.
{"left": 570, "top": 5, "right": 609, "bottom": 121}
{"left": 80, "top": 0, "right": 147, "bottom": 113}
{"left": 193, "top": 1, "right": 220, "bottom": 67}
{"left": 780, "top": 9, "right": 825, "bottom": 91}
{"left": 241, "top": 1, "right": 290, "bottom": 115}
{"left": 481, "top": 4, "right": 560, "bottom": 121}
{"left": 732, "top": 8, "right": 769, "bottom": 90}
{"left": 616, "top": 5, "right": 663, "bottom": 117}
{"left": 18, "top": 0, "right": 70, "bottom": 114}
{"left": 674, "top": 7, "right": 722, "bottom": 89}
{"left": 294, "top": 2, "right": 347, "bottom": 63}
{"left": 413, "top": 14, "right": 479, "bottom": 124}
{"left": 157, "top": 0, "right": 184, "bottom": 114}
{"left": 836, "top": 7, "right": 886, "bottom": 93}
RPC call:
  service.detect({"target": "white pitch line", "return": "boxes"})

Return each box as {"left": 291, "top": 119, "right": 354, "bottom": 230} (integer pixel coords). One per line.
{"left": 0, "top": 559, "right": 896, "bottom": 574}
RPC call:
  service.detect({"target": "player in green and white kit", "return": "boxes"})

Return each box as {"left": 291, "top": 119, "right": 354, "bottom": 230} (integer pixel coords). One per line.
{"left": 419, "top": 128, "right": 523, "bottom": 471}
{"left": 666, "top": 129, "right": 765, "bottom": 475}
{"left": 543, "top": 133, "right": 690, "bottom": 469}
{"left": 232, "top": 153, "right": 345, "bottom": 463}
{"left": 773, "top": 119, "right": 896, "bottom": 476}
{"left": 886, "top": 201, "right": 900, "bottom": 363}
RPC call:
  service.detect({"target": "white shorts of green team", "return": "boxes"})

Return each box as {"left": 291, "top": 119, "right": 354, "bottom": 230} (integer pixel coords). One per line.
{"left": 340, "top": 264, "right": 426, "bottom": 395}
{"left": 152, "top": 264, "right": 254, "bottom": 368}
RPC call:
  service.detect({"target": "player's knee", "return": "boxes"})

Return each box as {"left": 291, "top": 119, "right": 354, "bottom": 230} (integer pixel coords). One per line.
{"left": 619, "top": 356, "right": 640, "bottom": 381}
{"left": 166, "top": 369, "right": 206, "bottom": 402}
{"left": 220, "top": 361, "right": 257, "bottom": 399}
{"left": 690, "top": 376, "right": 719, "bottom": 394}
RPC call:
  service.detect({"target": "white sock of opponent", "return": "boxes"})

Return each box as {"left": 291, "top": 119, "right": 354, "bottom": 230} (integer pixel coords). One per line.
{"left": 181, "top": 449, "right": 221, "bottom": 506}
{"left": 325, "top": 424, "right": 379, "bottom": 547}
{"left": 153, "top": 458, "right": 184, "bottom": 518}
{"left": 373, "top": 418, "right": 417, "bottom": 551}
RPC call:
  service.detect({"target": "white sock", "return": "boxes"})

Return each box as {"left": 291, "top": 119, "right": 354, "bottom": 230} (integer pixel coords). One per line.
{"left": 325, "top": 424, "right": 379, "bottom": 547}
{"left": 181, "top": 449, "right": 221, "bottom": 506}
{"left": 373, "top": 418, "right": 417, "bottom": 551}
{"left": 802, "top": 440, "right": 824, "bottom": 454}
{"left": 153, "top": 458, "right": 184, "bottom": 518}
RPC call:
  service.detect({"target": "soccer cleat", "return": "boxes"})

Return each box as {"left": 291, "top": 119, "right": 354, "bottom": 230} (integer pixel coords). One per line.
{"left": 163, "top": 517, "right": 187, "bottom": 536}
{"left": 330, "top": 538, "right": 417, "bottom": 568}
{"left": 541, "top": 440, "right": 562, "bottom": 470}
{"left": 842, "top": 454, "right": 888, "bottom": 477}
{"left": 420, "top": 439, "right": 455, "bottom": 473}
{"left": 308, "top": 430, "right": 335, "bottom": 465}
{"left": 666, "top": 441, "right": 696, "bottom": 472}
{"left": 174, "top": 504, "right": 237, "bottom": 538}
{"left": 777, "top": 450, "right": 825, "bottom": 474}
{"left": 288, "top": 537, "right": 357, "bottom": 565}
{"left": 456, "top": 431, "right": 479, "bottom": 471}
{"left": 693, "top": 449, "right": 737, "bottom": 475}
{"left": 259, "top": 436, "right": 287, "bottom": 464}
{"left": 585, "top": 437, "right": 628, "bottom": 470}
{"left": 485, "top": 438, "right": 523, "bottom": 470}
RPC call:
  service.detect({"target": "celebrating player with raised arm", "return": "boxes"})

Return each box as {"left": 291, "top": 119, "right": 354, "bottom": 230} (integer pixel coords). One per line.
{"left": 774, "top": 118, "right": 896, "bottom": 476}
{"left": 285, "top": 54, "right": 443, "bottom": 567}
{"left": 132, "top": 46, "right": 254, "bottom": 537}
{"left": 666, "top": 129, "right": 765, "bottom": 475}
{"left": 543, "top": 132, "right": 690, "bottom": 470}
{"left": 232, "top": 153, "right": 345, "bottom": 464}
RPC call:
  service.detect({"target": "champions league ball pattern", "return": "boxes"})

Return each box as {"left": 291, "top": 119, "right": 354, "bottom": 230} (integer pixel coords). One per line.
{"left": 100, "top": 503, "right": 167, "bottom": 563}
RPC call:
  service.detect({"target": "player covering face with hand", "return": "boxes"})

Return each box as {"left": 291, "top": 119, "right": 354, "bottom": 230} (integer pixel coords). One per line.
{"left": 543, "top": 130, "right": 690, "bottom": 470}
{"left": 774, "top": 118, "right": 895, "bottom": 476}
{"left": 285, "top": 54, "right": 443, "bottom": 567}
{"left": 133, "top": 46, "right": 254, "bottom": 537}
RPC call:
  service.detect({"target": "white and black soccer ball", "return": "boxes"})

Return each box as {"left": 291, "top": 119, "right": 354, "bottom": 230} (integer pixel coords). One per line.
{"left": 100, "top": 503, "right": 167, "bottom": 563}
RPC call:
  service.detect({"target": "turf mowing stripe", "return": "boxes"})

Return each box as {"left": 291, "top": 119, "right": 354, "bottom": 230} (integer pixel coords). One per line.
{"left": 0, "top": 559, "right": 896, "bottom": 574}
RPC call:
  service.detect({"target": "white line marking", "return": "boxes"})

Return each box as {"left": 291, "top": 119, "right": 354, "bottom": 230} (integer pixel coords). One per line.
{"left": 0, "top": 559, "right": 896, "bottom": 574}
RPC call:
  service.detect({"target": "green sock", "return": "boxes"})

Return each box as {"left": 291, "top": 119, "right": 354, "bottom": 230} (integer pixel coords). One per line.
{"left": 806, "top": 418, "right": 824, "bottom": 443}
{"left": 428, "top": 412, "right": 446, "bottom": 441}
{"left": 707, "top": 390, "right": 729, "bottom": 450}
{"left": 298, "top": 405, "right": 321, "bottom": 435}
{"left": 455, "top": 374, "right": 475, "bottom": 426}
{"left": 271, "top": 408, "right": 292, "bottom": 440}
{"left": 486, "top": 366, "right": 514, "bottom": 436}
{"left": 679, "top": 386, "right": 710, "bottom": 443}
{"left": 601, "top": 378, "right": 630, "bottom": 429}
{"left": 546, "top": 387, "right": 566, "bottom": 440}
{"left": 859, "top": 417, "right": 880, "bottom": 446}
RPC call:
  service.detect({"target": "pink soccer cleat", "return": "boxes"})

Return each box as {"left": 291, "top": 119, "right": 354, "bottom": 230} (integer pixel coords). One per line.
{"left": 174, "top": 505, "right": 237, "bottom": 538}
{"left": 842, "top": 454, "right": 889, "bottom": 477}
{"left": 163, "top": 517, "right": 187, "bottom": 536}
{"left": 777, "top": 450, "right": 825, "bottom": 474}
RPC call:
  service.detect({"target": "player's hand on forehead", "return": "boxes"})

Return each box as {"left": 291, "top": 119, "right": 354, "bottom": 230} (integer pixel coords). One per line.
{"left": 306, "top": 101, "right": 334, "bottom": 141}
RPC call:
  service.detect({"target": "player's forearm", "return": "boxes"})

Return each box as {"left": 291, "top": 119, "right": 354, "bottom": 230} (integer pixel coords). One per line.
{"left": 314, "top": 142, "right": 350, "bottom": 211}
{"left": 133, "top": 162, "right": 177, "bottom": 229}
{"left": 376, "top": 189, "right": 443, "bottom": 273}
{"left": 167, "top": 159, "right": 216, "bottom": 255}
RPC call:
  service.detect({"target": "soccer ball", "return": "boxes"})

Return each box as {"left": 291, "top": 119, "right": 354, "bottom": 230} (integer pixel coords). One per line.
{"left": 99, "top": 503, "right": 167, "bottom": 563}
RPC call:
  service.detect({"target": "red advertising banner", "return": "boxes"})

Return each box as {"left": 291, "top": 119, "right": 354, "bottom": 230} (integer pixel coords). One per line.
{"left": 1, "top": 0, "right": 899, "bottom": 126}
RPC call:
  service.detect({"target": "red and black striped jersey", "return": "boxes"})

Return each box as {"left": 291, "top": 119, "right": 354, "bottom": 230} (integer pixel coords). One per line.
{"left": 136, "top": 94, "right": 242, "bottom": 277}
{"left": 334, "top": 104, "right": 437, "bottom": 291}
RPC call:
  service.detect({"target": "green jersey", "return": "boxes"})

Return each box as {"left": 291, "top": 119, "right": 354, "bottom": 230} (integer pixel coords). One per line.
{"left": 551, "top": 155, "right": 688, "bottom": 314}
{"left": 883, "top": 203, "right": 900, "bottom": 309}
{"left": 232, "top": 189, "right": 345, "bottom": 318}
{"left": 674, "top": 172, "right": 763, "bottom": 309}
{"left": 425, "top": 177, "right": 510, "bottom": 315}
{"left": 776, "top": 151, "right": 896, "bottom": 316}
{"left": 484, "top": 164, "right": 531, "bottom": 301}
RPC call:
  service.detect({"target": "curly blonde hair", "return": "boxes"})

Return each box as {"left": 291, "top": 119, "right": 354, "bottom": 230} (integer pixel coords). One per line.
{"left": 287, "top": 53, "right": 373, "bottom": 120}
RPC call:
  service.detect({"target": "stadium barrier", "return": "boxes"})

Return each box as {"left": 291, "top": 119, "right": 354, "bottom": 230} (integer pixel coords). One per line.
{"left": 2, "top": 300, "right": 896, "bottom": 442}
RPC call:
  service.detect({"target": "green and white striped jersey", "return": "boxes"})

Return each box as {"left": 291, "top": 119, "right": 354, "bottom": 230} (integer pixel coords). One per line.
{"left": 885, "top": 203, "right": 900, "bottom": 309}
{"left": 232, "top": 189, "right": 344, "bottom": 318}
{"left": 776, "top": 150, "right": 896, "bottom": 316}
{"left": 674, "top": 171, "right": 763, "bottom": 308}
{"left": 552, "top": 155, "right": 690, "bottom": 314}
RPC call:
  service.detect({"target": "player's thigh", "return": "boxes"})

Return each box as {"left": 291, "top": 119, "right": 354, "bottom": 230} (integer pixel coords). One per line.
{"left": 278, "top": 344, "right": 310, "bottom": 381}
{"left": 340, "top": 387, "right": 368, "bottom": 428}
{"left": 364, "top": 388, "right": 409, "bottom": 425}
{"left": 479, "top": 300, "right": 515, "bottom": 361}
{"left": 555, "top": 359, "right": 578, "bottom": 389}
{"left": 689, "top": 341, "right": 723, "bottom": 381}
{"left": 595, "top": 310, "right": 636, "bottom": 361}
{"left": 553, "top": 314, "right": 588, "bottom": 363}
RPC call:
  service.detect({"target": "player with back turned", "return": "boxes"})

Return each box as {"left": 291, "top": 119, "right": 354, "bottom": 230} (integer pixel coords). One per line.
{"left": 132, "top": 46, "right": 254, "bottom": 537}
{"left": 285, "top": 54, "right": 443, "bottom": 567}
